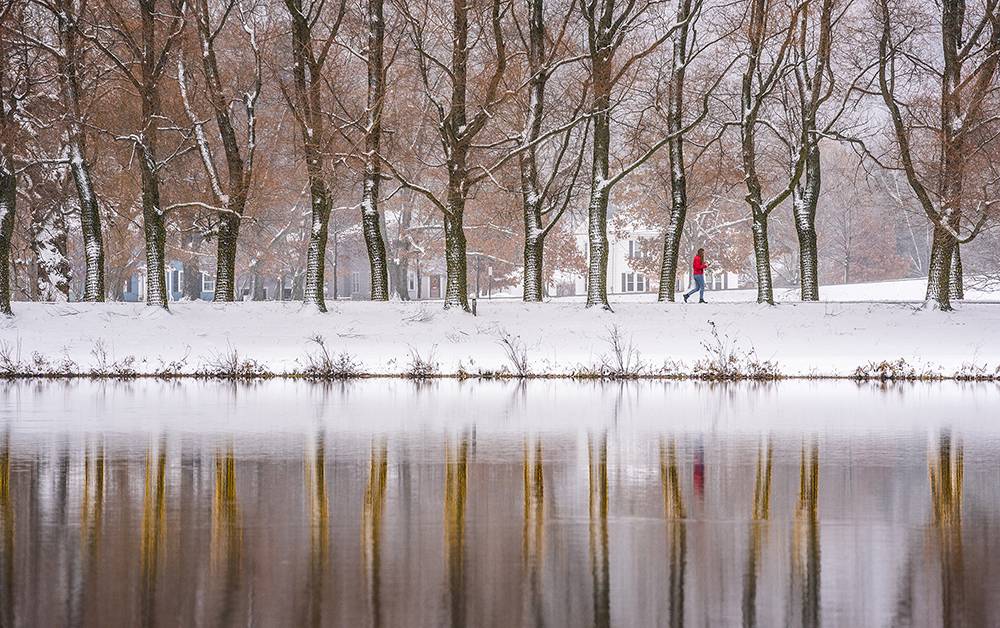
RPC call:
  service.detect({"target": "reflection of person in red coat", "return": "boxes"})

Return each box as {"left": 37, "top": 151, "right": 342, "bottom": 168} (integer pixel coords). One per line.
{"left": 693, "top": 437, "right": 705, "bottom": 498}
{"left": 683, "top": 248, "right": 711, "bottom": 303}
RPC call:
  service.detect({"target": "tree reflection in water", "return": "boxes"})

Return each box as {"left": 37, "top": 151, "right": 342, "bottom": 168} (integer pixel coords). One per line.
{"left": 0, "top": 380, "right": 998, "bottom": 627}
{"left": 660, "top": 437, "right": 686, "bottom": 628}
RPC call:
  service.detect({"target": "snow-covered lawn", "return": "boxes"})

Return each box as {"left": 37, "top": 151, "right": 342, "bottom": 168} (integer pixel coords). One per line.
{"left": 1, "top": 282, "right": 998, "bottom": 378}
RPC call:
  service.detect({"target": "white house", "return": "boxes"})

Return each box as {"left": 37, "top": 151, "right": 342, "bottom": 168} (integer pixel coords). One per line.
{"left": 571, "top": 213, "right": 741, "bottom": 297}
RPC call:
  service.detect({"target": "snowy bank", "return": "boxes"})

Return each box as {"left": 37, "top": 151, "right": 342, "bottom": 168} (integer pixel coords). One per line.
{"left": 1, "top": 298, "right": 998, "bottom": 379}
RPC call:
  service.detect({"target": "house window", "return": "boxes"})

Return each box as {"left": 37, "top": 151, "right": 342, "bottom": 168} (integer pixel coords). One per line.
{"left": 628, "top": 240, "right": 637, "bottom": 259}
{"left": 636, "top": 274, "right": 647, "bottom": 292}
{"left": 283, "top": 286, "right": 293, "bottom": 300}
{"left": 408, "top": 275, "right": 415, "bottom": 291}
{"left": 167, "top": 268, "right": 181, "bottom": 296}
{"left": 201, "top": 272, "right": 215, "bottom": 294}
{"left": 262, "top": 287, "right": 269, "bottom": 300}
{"left": 351, "top": 271, "right": 361, "bottom": 294}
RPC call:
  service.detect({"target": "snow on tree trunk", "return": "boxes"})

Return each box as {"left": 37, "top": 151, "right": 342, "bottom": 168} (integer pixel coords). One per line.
{"left": 362, "top": 0, "right": 389, "bottom": 301}
{"left": 0, "top": 159, "right": 14, "bottom": 316}
{"left": 68, "top": 144, "right": 105, "bottom": 302}
{"left": 523, "top": 227, "right": 544, "bottom": 302}
{"left": 752, "top": 213, "right": 774, "bottom": 305}
{"left": 949, "top": 243, "right": 963, "bottom": 300}
{"left": 586, "top": 81, "right": 612, "bottom": 310}
{"left": 56, "top": 2, "right": 105, "bottom": 302}
{"left": 443, "top": 203, "right": 470, "bottom": 311}
{"left": 793, "top": 170, "right": 820, "bottom": 302}
{"left": 925, "top": 226, "right": 955, "bottom": 310}
{"left": 30, "top": 179, "right": 71, "bottom": 302}
{"left": 304, "top": 183, "right": 331, "bottom": 312}
{"left": 214, "top": 211, "right": 240, "bottom": 302}
{"left": 656, "top": 0, "right": 692, "bottom": 303}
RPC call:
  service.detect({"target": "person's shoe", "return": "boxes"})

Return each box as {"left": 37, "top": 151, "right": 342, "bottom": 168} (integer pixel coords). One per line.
{"left": 683, "top": 294, "right": 689, "bottom": 303}
{"left": 699, "top": 299, "right": 707, "bottom": 303}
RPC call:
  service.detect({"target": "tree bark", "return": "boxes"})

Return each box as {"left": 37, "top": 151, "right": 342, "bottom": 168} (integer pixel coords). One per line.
{"left": 949, "top": 243, "right": 963, "bottom": 300}
{"left": 0, "top": 154, "right": 14, "bottom": 316}
{"left": 443, "top": 196, "right": 469, "bottom": 310}
{"left": 657, "top": 0, "right": 692, "bottom": 303}
{"left": 585, "top": 62, "right": 612, "bottom": 310}
{"left": 925, "top": 225, "right": 955, "bottom": 310}
{"left": 361, "top": 0, "right": 389, "bottom": 301}
{"left": 56, "top": 0, "right": 104, "bottom": 301}
{"left": 793, "top": 160, "right": 820, "bottom": 301}
{"left": 139, "top": 72, "right": 168, "bottom": 309}
{"left": 519, "top": 0, "right": 547, "bottom": 303}
{"left": 284, "top": 0, "right": 345, "bottom": 312}
{"left": 751, "top": 213, "right": 774, "bottom": 305}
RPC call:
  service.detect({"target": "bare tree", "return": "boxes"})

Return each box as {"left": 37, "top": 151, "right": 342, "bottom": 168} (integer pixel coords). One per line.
{"left": 788, "top": 0, "right": 835, "bottom": 301}
{"left": 876, "top": 0, "right": 1000, "bottom": 310}
{"left": 385, "top": 0, "right": 511, "bottom": 311}
{"left": 177, "top": 0, "right": 261, "bottom": 302}
{"left": 359, "top": 0, "right": 389, "bottom": 300}
{"left": 89, "top": 0, "right": 186, "bottom": 308}
{"left": 514, "top": 0, "right": 587, "bottom": 302}
{"left": 737, "top": 0, "right": 805, "bottom": 304}
{"left": 578, "top": 0, "right": 697, "bottom": 309}
{"left": 0, "top": 0, "right": 19, "bottom": 315}
{"left": 22, "top": 0, "right": 106, "bottom": 300}
{"left": 281, "top": 0, "right": 347, "bottom": 312}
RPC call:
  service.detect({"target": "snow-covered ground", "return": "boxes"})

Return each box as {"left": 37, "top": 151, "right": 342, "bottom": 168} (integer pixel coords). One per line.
{"left": 0, "top": 279, "right": 997, "bottom": 378}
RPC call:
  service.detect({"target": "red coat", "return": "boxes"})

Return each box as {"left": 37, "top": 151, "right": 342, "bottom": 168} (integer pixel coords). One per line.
{"left": 693, "top": 255, "right": 707, "bottom": 275}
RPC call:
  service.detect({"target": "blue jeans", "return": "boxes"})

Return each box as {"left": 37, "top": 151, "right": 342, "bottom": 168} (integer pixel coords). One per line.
{"left": 684, "top": 275, "right": 705, "bottom": 301}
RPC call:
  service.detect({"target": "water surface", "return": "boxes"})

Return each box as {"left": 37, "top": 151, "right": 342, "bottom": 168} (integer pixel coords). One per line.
{"left": 0, "top": 380, "right": 998, "bottom": 627}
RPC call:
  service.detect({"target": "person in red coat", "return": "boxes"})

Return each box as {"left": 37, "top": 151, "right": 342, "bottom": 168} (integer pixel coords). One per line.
{"left": 683, "top": 248, "right": 710, "bottom": 303}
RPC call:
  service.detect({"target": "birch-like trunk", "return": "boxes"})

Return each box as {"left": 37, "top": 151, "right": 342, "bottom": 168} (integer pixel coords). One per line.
{"left": 657, "top": 0, "right": 691, "bottom": 302}
{"left": 362, "top": 0, "right": 389, "bottom": 301}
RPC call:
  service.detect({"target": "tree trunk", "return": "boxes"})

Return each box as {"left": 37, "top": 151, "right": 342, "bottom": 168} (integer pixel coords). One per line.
{"left": 68, "top": 142, "right": 104, "bottom": 302}
{"left": 140, "top": 144, "right": 168, "bottom": 309}
{"left": 182, "top": 255, "right": 202, "bottom": 300}
{"left": 925, "top": 225, "right": 954, "bottom": 310}
{"left": 949, "top": 243, "right": 963, "bottom": 300}
{"left": 388, "top": 204, "right": 412, "bottom": 300}
{"left": 214, "top": 211, "right": 240, "bottom": 301}
{"left": 523, "top": 228, "right": 544, "bottom": 302}
{"left": 0, "top": 160, "right": 14, "bottom": 315}
{"left": 657, "top": 0, "right": 692, "bottom": 303}
{"left": 443, "top": 203, "right": 469, "bottom": 311}
{"left": 57, "top": 2, "right": 104, "bottom": 301}
{"left": 793, "top": 170, "right": 820, "bottom": 302}
{"left": 751, "top": 212, "right": 774, "bottom": 305}
{"left": 585, "top": 74, "right": 612, "bottom": 310}
{"left": 362, "top": 0, "right": 389, "bottom": 301}
{"left": 520, "top": 0, "right": 546, "bottom": 303}
{"left": 304, "top": 184, "right": 331, "bottom": 310}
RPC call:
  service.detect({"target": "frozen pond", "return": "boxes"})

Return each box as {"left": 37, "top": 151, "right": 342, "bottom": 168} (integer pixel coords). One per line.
{"left": 0, "top": 379, "right": 998, "bottom": 627}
